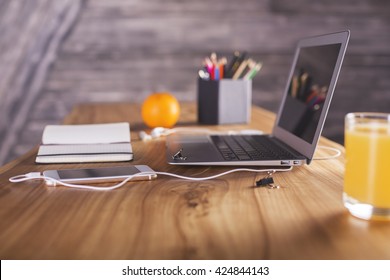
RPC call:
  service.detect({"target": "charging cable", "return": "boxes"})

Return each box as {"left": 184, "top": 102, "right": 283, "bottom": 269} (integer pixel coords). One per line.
{"left": 9, "top": 167, "right": 292, "bottom": 191}
{"left": 313, "top": 145, "right": 341, "bottom": 160}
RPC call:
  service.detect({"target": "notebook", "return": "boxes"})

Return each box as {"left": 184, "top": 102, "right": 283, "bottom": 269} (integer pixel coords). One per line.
{"left": 36, "top": 122, "right": 133, "bottom": 163}
{"left": 166, "top": 31, "right": 350, "bottom": 166}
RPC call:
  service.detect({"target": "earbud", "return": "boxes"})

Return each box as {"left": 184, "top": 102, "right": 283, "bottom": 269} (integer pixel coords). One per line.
{"left": 139, "top": 131, "right": 152, "bottom": 141}
{"left": 150, "top": 127, "right": 169, "bottom": 138}
{"left": 139, "top": 127, "right": 171, "bottom": 141}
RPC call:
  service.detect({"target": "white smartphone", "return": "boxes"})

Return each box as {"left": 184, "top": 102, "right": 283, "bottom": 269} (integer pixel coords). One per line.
{"left": 43, "top": 165, "right": 157, "bottom": 184}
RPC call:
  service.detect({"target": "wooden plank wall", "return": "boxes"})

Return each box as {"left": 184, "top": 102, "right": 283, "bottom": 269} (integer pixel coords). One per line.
{"left": 1, "top": 0, "right": 390, "bottom": 165}
{"left": 0, "top": 0, "right": 82, "bottom": 165}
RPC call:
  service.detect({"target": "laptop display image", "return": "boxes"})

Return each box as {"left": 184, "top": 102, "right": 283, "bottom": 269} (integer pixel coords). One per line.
{"left": 166, "top": 31, "right": 350, "bottom": 166}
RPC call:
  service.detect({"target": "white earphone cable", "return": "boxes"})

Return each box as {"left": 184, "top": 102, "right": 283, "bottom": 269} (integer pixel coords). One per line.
{"left": 313, "top": 145, "right": 342, "bottom": 160}
{"left": 9, "top": 167, "right": 293, "bottom": 191}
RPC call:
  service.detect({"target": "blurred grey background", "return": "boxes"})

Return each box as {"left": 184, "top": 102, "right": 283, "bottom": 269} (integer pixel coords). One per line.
{"left": 1, "top": 0, "right": 390, "bottom": 166}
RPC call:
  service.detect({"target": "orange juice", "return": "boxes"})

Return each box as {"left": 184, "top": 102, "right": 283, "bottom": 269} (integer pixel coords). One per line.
{"left": 344, "top": 122, "right": 390, "bottom": 209}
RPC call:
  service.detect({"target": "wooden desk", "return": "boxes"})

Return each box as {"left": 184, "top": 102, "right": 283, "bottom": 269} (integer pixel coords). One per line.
{"left": 1, "top": 103, "right": 390, "bottom": 260}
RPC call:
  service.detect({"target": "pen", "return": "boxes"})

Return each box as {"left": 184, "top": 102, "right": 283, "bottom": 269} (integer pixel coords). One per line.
{"left": 237, "top": 59, "right": 253, "bottom": 79}
{"left": 210, "top": 52, "right": 217, "bottom": 65}
{"left": 232, "top": 59, "right": 249, "bottom": 79}
{"left": 226, "top": 51, "right": 247, "bottom": 78}
{"left": 218, "top": 57, "right": 227, "bottom": 79}
{"left": 225, "top": 51, "right": 240, "bottom": 78}
{"left": 244, "top": 62, "right": 262, "bottom": 80}
{"left": 214, "top": 66, "right": 220, "bottom": 80}
{"left": 199, "top": 51, "right": 261, "bottom": 81}
{"left": 203, "top": 57, "right": 214, "bottom": 79}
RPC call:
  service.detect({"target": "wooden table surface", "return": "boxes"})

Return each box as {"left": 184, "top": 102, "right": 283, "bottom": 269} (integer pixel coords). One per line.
{"left": 1, "top": 103, "right": 390, "bottom": 260}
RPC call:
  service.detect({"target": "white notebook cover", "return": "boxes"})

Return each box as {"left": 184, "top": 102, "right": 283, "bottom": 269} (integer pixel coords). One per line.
{"left": 41, "top": 123, "right": 131, "bottom": 144}
{"left": 36, "top": 122, "right": 133, "bottom": 163}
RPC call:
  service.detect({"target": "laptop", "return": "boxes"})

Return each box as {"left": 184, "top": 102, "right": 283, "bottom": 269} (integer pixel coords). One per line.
{"left": 166, "top": 30, "right": 350, "bottom": 166}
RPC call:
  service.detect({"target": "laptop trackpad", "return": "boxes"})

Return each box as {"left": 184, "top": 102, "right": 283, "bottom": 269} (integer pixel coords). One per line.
{"left": 169, "top": 135, "right": 210, "bottom": 143}
{"left": 167, "top": 135, "right": 222, "bottom": 162}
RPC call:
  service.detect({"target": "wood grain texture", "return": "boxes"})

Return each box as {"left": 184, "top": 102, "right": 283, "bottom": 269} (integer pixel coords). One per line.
{"left": 1, "top": 103, "right": 390, "bottom": 260}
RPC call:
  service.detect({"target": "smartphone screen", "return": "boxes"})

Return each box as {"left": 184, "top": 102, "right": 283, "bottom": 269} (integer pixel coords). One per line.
{"left": 44, "top": 165, "right": 156, "bottom": 184}
{"left": 57, "top": 166, "right": 141, "bottom": 179}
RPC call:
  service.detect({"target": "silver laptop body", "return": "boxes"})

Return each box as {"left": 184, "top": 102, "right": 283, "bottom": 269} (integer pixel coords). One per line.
{"left": 166, "top": 31, "right": 350, "bottom": 166}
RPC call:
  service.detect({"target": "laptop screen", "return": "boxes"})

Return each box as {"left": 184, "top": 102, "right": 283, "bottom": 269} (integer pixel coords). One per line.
{"left": 277, "top": 43, "right": 342, "bottom": 144}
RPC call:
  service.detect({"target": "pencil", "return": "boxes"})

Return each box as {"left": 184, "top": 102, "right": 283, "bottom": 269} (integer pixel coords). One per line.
{"left": 232, "top": 59, "right": 249, "bottom": 79}
{"left": 244, "top": 62, "right": 262, "bottom": 80}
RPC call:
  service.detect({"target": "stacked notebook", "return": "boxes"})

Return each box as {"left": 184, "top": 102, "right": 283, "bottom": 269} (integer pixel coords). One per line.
{"left": 35, "top": 122, "right": 133, "bottom": 163}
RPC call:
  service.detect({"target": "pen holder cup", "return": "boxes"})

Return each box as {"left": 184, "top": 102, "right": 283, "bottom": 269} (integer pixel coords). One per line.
{"left": 197, "top": 79, "right": 252, "bottom": 124}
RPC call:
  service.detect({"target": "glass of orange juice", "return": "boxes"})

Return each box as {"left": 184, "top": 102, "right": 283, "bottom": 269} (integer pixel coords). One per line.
{"left": 344, "top": 113, "right": 390, "bottom": 220}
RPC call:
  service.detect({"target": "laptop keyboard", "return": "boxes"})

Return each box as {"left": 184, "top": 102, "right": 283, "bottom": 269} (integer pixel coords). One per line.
{"left": 211, "top": 135, "right": 296, "bottom": 161}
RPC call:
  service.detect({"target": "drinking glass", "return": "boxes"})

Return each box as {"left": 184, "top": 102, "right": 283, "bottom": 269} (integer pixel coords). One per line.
{"left": 344, "top": 112, "right": 390, "bottom": 220}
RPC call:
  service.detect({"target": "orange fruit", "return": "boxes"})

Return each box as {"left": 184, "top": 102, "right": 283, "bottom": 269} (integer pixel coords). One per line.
{"left": 141, "top": 92, "right": 180, "bottom": 128}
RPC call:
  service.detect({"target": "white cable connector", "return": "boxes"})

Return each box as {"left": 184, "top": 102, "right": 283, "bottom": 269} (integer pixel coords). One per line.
{"left": 9, "top": 172, "right": 42, "bottom": 182}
